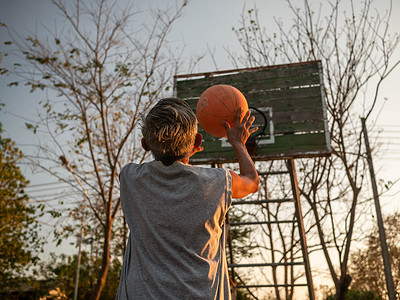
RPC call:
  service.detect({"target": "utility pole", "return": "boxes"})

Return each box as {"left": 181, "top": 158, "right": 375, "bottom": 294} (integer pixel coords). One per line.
{"left": 73, "top": 213, "right": 84, "bottom": 300}
{"left": 361, "top": 118, "right": 395, "bottom": 300}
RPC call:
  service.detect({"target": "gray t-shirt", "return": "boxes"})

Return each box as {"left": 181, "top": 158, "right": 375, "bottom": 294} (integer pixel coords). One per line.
{"left": 116, "top": 160, "right": 232, "bottom": 300}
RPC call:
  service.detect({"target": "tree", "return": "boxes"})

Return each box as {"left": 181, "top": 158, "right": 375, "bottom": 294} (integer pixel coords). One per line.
{"left": 325, "top": 289, "right": 381, "bottom": 300}
{"left": 228, "top": 0, "right": 400, "bottom": 298}
{"left": 0, "top": 119, "right": 42, "bottom": 288}
{"left": 1, "top": 0, "right": 190, "bottom": 298}
{"left": 33, "top": 251, "right": 121, "bottom": 300}
{"left": 350, "top": 213, "right": 400, "bottom": 298}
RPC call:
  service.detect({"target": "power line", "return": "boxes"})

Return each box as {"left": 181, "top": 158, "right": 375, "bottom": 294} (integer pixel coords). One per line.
{"left": 27, "top": 185, "right": 73, "bottom": 193}
{"left": 26, "top": 180, "right": 74, "bottom": 189}
{"left": 29, "top": 192, "right": 82, "bottom": 200}
{"left": 30, "top": 198, "right": 66, "bottom": 204}
{"left": 371, "top": 130, "right": 400, "bottom": 134}
{"left": 373, "top": 136, "right": 400, "bottom": 139}
{"left": 377, "top": 158, "right": 400, "bottom": 160}
{"left": 375, "top": 125, "right": 400, "bottom": 128}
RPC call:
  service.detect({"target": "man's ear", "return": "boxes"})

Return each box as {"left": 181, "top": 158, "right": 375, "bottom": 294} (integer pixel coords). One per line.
{"left": 194, "top": 133, "right": 202, "bottom": 149}
{"left": 141, "top": 138, "right": 150, "bottom": 151}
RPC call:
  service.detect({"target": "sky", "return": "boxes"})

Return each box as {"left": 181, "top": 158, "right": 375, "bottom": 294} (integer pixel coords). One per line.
{"left": 0, "top": 0, "right": 399, "bottom": 296}
{"left": 1, "top": 0, "right": 399, "bottom": 206}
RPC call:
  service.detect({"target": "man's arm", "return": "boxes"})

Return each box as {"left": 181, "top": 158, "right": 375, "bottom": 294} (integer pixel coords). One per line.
{"left": 223, "top": 108, "right": 259, "bottom": 198}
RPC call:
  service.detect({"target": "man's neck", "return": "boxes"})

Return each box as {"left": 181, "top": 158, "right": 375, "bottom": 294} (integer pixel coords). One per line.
{"left": 178, "top": 155, "right": 190, "bottom": 164}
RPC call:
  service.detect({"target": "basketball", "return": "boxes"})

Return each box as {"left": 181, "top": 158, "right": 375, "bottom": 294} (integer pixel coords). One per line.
{"left": 196, "top": 84, "right": 248, "bottom": 138}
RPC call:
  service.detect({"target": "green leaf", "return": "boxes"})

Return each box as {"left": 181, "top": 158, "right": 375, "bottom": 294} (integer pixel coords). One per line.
{"left": 0, "top": 128, "right": 42, "bottom": 281}
{"left": 25, "top": 122, "right": 38, "bottom": 134}
{"left": 7, "top": 81, "right": 18, "bottom": 87}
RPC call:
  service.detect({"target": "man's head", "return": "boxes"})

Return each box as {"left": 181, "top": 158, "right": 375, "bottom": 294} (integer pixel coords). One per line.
{"left": 142, "top": 98, "right": 199, "bottom": 165}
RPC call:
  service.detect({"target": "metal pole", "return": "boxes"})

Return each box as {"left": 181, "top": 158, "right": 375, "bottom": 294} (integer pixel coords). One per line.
{"left": 361, "top": 118, "right": 395, "bottom": 300}
{"left": 226, "top": 214, "right": 237, "bottom": 300}
{"left": 217, "top": 163, "right": 238, "bottom": 299}
{"left": 287, "top": 158, "right": 315, "bottom": 300}
{"left": 73, "top": 218, "right": 84, "bottom": 300}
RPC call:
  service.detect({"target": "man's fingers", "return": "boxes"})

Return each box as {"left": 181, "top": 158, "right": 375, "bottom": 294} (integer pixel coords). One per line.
{"left": 249, "top": 126, "right": 259, "bottom": 135}
{"left": 242, "top": 110, "right": 251, "bottom": 124}
{"left": 222, "top": 120, "right": 230, "bottom": 131}
{"left": 246, "top": 115, "right": 255, "bottom": 128}
{"left": 228, "top": 109, "right": 256, "bottom": 135}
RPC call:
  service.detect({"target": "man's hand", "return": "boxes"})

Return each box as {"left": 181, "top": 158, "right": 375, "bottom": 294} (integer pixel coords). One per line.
{"left": 222, "top": 108, "right": 260, "bottom": 199}
{"left": 222, "top": 108, "right": 258, "bottom": 147}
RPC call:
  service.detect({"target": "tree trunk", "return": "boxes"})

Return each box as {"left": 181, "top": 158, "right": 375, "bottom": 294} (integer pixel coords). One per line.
{"left": 335, "top": 274, "right": 352, "bottom": 300}
{"left": 90, "top": 219, "right": 112, "bottom": 300}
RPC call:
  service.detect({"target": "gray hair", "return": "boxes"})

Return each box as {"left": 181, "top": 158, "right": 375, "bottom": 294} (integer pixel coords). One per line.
{"left": 142, "top": 98, "right": 197, "bottom": 165}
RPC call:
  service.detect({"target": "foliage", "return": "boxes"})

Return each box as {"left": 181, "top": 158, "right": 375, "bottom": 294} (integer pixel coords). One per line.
{"left": 40, "top": 287, "right": 68, "bottom": 300}
{"left": 0, "top": 121, "right": 42, "bottom": 287}
{"left": 325, "top": 288, "right": 382, "bottom": 300}
{"left": 350, "top": 213, "right": 400, "bottom": 298}
{"left": 228, "top": 207, "right": 258, "bottom": 262}
{"left": 33, "top": 251, "right": 121, "bottom": 300}
{"left": 236, "top": 289, "right": 254, "bottom": 300}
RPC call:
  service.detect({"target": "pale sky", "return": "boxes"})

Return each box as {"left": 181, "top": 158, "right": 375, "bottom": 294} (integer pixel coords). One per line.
{"left": 1, "top": 0, "right": 398, "bottom": 207}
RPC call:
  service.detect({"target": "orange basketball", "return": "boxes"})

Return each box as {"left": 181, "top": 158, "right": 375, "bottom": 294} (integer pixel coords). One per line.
{"left": 196, "top": 84, "right": 248, "bottom": 138}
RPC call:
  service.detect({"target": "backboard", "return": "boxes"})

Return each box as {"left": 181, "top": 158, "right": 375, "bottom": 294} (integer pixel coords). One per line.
{"left": 174, "top": 61, "right": 331, "bottom": 164}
